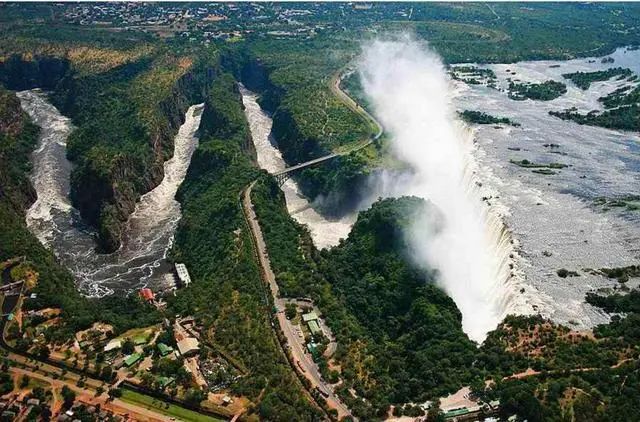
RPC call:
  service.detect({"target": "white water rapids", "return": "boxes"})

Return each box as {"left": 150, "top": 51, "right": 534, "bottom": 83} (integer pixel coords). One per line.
{"left": 240, "top": 84, "right": 356, "bottom": 249}
{"left": 18, "top": 89, "right": 204, "bottom": 296}
{"left": 241, "top": 41, "right": 640, "bottom": 342}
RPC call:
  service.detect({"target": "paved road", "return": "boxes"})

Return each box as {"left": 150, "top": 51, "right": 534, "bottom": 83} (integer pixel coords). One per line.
{"left": 330, "top": 67, "right": 383, "bottom": 143}
{"left": 5, "top": 353, "right": 174, "bottom": 421}
{"left": 271, "top": 67, "right": 383, "bottom": 179}
{"left": 241, "top": 182, "right": 351, "bottom": 420}
{"left": 238, "top": 67, "right": 384, "bottom": 419}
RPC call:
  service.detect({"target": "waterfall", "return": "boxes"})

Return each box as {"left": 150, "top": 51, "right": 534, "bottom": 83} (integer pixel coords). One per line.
{"left": 359, "top": 37, "right": 532, "bottom": 342}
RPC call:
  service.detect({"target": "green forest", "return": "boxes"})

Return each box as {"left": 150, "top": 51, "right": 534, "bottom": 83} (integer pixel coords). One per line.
{"left": 2, "top": 3, "right": 640, "bottom": 421}
{"left": 167, "top": 74, "right": 323, "bottom": 421}
{"left": 508, "top": 80, "right": 567, "bottom": 101}
{"left": 563, "top": 67, "right": 633, "bottom": 90}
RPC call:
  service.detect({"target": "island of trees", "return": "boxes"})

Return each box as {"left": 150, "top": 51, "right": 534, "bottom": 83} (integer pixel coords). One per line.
{"left": 563, "top": 67, "right": 633, "bottom": 90}
{"left": 508, "top": 80, "right": 567, "bottom": 101}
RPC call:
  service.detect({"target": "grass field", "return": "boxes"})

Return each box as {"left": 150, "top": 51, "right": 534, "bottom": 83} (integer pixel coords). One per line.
{"left": 120, "top": 389, "right": 226, "bottom": 422}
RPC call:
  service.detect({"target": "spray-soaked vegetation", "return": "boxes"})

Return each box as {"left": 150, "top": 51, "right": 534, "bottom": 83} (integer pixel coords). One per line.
{"left": 508, "top": 80, "right": 567, "bottom": 101}
{"left": 460, "top": 110, "right": 520, "bottom": 126}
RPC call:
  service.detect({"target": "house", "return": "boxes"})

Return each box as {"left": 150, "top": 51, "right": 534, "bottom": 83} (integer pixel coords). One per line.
{"left": 123, "top": 353, "right": 143, "bottom": 367}
{"left": 301, "top": 312, "right": 318, "bottom": 323}
{"left": 306, "top": 342, "right": 319, "bottom": 358}
{"left": 139, "top": 288, "right": 155, "bottom": 303}
{"left": 308, "top": 320, "right": 322, "bottom": 336}
{"left": 157, "top": 342, "right": 174, "bottom": 357}
{"left": 158, "top": 376, "right": 175, "bottom": 388}
{"left": 175, "top": 263, "right": 191, "bottom": 287}
{"left": 176, "top": 337, "right": 200, "bottom": 357}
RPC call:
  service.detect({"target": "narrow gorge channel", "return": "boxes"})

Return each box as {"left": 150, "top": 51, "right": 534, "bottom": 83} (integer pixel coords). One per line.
{"left": 240, "top": 84, "right": 356, "bottom": 249}
{"left": 18, "top": 89, "right": 203, "bottom": 296}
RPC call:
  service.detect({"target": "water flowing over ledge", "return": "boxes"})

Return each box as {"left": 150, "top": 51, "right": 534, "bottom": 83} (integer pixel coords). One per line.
{"left": 19, "top": 89, "right": 204, "bottom": 296}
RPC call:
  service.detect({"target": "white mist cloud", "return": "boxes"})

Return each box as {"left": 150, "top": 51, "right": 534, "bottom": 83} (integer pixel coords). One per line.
{"left": 359, "top": 35, "right": 513, "bottom": 342}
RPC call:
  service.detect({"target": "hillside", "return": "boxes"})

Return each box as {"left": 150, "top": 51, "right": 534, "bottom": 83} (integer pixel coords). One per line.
{"left": 0, "top": 32, "right": 215, "bottom": 251}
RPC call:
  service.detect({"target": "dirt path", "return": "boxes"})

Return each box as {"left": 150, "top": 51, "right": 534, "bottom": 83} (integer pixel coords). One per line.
{"left": 8, "top": 366, "right": 172, "bottom": 421}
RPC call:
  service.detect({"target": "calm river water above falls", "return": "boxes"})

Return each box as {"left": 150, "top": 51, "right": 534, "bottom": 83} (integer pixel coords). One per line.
{"left": 18, "top": 89, "right": 203, "bottom": 296}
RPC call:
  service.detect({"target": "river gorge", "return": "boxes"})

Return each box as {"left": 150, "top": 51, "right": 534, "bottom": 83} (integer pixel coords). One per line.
{"left": 18, "top": 89, "right": 203, "bottom": 297}
{"left": 17, "top": 44, "right": 640, "bottom": 342}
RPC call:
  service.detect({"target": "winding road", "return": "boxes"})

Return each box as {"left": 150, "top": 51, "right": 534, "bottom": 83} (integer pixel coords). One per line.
{"left": 271, "top": 67, "right": 383, "bottom": 181}
{"left": 239, "top": 68, "right": 383, "bottom": 420}
{"left": 242, "top": 183, "right": 350, "bottom": 419}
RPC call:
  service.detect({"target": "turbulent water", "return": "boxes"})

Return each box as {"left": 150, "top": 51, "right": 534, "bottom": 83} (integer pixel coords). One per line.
{"left": 240, "top": 84, "right": 356, "bottom": 249}
{"left": 242, "top": 43, "right": 640, "bottom": 341}
{"left": 357, "top": 39, "right": 532, "bottom": 342}
{"left": 18, "top": 89, "right": 203, "bottom": 296}
{"left": 453, "top": 47, "right": 640, "bottom": 330}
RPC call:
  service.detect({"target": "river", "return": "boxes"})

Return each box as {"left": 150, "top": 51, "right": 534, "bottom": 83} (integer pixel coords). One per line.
{"left": 241, "top": 46, "right": 640, "bottom": 337}
{"left": 240, "top": 84, "right": 356, "bottom": 249}
{"left": 18, "top": 89, "right": 204, "bottom": 296}
{"left": 451, "top": 47, "right": 640, "bottom": 329}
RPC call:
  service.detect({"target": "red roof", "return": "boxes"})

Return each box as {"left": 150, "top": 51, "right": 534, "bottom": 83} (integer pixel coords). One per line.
{"left": 139, "top": 288, "right": 155, "bottom": 301}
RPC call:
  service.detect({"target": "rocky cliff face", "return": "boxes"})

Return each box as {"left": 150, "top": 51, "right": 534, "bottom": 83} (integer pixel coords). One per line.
{"left": 1, "top": 54, "right": 217, "bottom": 252}
{"left": 0, "top": 87, "right": 39, "bottom": 213}
{"left": 69, "top": 69, "right": 215, "bottom": 252}
{"left": 0, "top": 55, "right": 70, "bottom": 91}
{"left": 235, "top": 57, "right": 369, "bottom": 213}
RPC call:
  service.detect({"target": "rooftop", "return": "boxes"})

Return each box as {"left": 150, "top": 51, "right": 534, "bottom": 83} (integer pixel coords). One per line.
{"left": 139, "top": 288, "right": 155, "bottom": 301}
{"left": 308, "top": 320, "right": 321, "bottom": 335}
{"left": 123, "top": 353, "right": 143, "bottom": 367}
{"left": 302, "top": 311, "right": 318, "bottom": 322}
{"left": 176, "top": 337, "right": 200, "bottom": 356}
{"left": 157, "top": 342, "right": 174, "bottom": 356}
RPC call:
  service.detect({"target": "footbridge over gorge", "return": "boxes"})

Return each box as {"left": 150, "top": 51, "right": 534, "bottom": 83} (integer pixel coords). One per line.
{"left": 271, "top": 139, "right": 377, "bottom": 187}
{"left": 272, "top": 67, "right": 383, "bottom": 186}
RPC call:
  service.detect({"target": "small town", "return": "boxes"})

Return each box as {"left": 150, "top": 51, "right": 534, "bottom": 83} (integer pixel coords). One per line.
{"left": 1, "top": 257, "right": 246, "bottom": 421}
{"left": 1, "top": 256, "right": 501, "bottom": 421}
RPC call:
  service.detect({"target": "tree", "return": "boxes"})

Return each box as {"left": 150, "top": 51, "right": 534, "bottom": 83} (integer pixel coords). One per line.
{"left": 20, "top": 375, "right": 30, "bottom": 388}
{"left": 61, "top": 385, "right": 76, "bottom": 409}
{"left": 108, "top": 388, "right": 122, "bottom": 399}
{"left": 100, "top": 365, "right": 114, "bottom": 382}
{"left": 122, "top": 338, "right": 135, "bottom": 355}
{"left": 285, "top": 303, "right": 297, "bottom": 320}
{"left": 184, "top": 388, "right": 205, "bottom": 407}
{"left": 36, "top": 345, "right": 50, "bottom": 361}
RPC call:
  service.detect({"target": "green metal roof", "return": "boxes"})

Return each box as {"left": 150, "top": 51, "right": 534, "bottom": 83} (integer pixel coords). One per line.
{"left": 302, "top": 312, "right": 318, "bottom": 322}
{"left": 308, "top": 320, "right": 321, "bottom": 335}
{"left": 123, "top": 353, "right": 142, "bottom": 367}
{"left": 157, "top": 342, "right": 173, "bottom": 356}
{"left": 444, "top": 408, "right": 470, "bottom": 418}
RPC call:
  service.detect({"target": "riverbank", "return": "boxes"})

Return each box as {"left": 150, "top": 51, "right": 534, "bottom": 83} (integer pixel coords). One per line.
{"left": 19, "top": 91, "right": 204, "bottom": 296}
